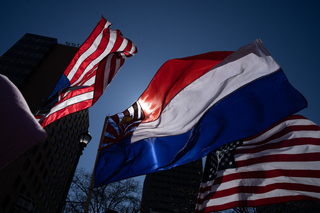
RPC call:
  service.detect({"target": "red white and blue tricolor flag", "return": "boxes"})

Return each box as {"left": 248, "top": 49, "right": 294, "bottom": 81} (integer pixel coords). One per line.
{"left": 36, "top": 17, "right": 137, "bottom": 127}
{"left": 94, "top": 39, "right": 307, "bottom": 187}
{"left": 195, "top": 115, "right": 320, "bottom": 212}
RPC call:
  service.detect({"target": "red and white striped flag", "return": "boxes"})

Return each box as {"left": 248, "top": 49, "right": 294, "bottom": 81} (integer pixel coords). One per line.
{"left": 36, "top": 17, "right": 137, "bottom": 127}
{"left": 196, "top": 115, "right": 320, "bottom": 212}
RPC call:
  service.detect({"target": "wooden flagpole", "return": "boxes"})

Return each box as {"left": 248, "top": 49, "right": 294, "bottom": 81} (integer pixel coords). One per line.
{"left": 84, "top": 116, "right": 108, "bottom": 213}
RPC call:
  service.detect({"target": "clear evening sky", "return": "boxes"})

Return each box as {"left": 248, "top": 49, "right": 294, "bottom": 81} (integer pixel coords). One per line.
{"left": 1, "top": 1, "right": 319, "bottom": 186}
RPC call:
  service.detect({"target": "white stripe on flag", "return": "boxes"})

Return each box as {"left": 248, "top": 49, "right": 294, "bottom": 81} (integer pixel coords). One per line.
{"left": 48, "top": 91, "right": 94, "bottom": 115}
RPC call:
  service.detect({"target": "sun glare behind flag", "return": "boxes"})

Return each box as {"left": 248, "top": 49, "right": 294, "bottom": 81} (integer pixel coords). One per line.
{"left": 94, "top": 39, "right": 307, "bottom": 187}
{"left": 195, "top": 115, "right": 320, "bottom": 212}
{"left": 36, "top": 17, "right": 137, "bottom": 127}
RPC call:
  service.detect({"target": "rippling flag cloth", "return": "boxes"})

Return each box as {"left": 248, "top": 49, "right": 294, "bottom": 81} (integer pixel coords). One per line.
{"left": 36, "top": 17, "right": 137, "bottom": 127}
{"left": 195, "top": 115, "right": 320, "bottom": 212}
{"left": 94, "top": 39, "right": 307, "bottom": 187}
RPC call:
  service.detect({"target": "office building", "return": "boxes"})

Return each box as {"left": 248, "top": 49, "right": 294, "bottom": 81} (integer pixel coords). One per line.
{"left": 141, "top": 159, "right": 203, "bottom": 213}
{"left": 0, "top": 33, "right": 91, "bottom": 213}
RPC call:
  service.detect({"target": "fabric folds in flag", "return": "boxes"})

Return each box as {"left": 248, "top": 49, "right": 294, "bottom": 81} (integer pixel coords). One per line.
{"left": 195, "top": 115, "right": 320, "bottom": 212}
{"left": 0, "top": 74, "right": 47, "bottom": 170}
{"left": 94, "top": 39, "right": 307, "bottom": 187}
{"left": 36, "top": 17, "right": 137, "bottom": 127}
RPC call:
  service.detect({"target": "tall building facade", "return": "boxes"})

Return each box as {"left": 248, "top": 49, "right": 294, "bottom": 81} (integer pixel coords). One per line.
{"left": 0, "top": 33, "right": 91, "bottom": 213}
{"left": 141, "top": 159, "right": 203, "bottom": 213}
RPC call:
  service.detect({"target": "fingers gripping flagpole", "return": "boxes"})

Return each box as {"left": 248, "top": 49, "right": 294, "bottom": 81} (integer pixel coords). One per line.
{"left": 84, "top": 116, "right": 108, "bottom": 213}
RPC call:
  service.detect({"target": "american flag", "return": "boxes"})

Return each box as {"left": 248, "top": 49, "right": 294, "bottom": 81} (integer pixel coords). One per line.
{"left": 196, "top": 115, "right": 320, "bottom": 212}
{"left": 36, "top": 17, "right": 137, "bottom": 127}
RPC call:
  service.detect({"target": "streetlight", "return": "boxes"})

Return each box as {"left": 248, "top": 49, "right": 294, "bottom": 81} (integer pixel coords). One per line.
{"left": 79, "top": 132, "right": 92, "bottom": 146}
{"left": 78, "top": 132, "right": 92, "bottom": 154}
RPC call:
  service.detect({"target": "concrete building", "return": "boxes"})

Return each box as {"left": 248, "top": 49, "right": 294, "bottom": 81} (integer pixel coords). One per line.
{"left": 0, "top": 33, "right": 91, "bottom": 213}
{"left": 141, "top": 159, "right": 203, "bottom": 213}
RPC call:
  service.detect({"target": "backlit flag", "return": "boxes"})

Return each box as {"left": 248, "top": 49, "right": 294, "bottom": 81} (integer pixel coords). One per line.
{"left": 94, "top": 39, "right": 307, "bottom": 187}
{"left": 195, "top": 115, "right": 320, "bottom": 212}
{"left": 36, "top": 17, "right": 137, "bottom": 127}
{"left": 0, "top": 75, "right": 47, "bottom": 170}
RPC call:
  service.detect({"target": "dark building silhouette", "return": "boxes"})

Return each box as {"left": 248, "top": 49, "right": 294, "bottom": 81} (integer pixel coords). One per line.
{"left": 141, "top": 159, "right": 203, "bottom": 213}
{"left": 0, "top": 33, "right": 91, "bottom": 213}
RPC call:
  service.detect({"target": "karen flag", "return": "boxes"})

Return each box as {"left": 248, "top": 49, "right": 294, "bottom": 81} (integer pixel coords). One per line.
{"left": 36, "top": 17, "right": 137, "bottom": 127}
{"left": 94, "top": 39, "right": 307, "bottom": 187}
{"left": 195, "top": 115, "right": 320, "bottom": 212}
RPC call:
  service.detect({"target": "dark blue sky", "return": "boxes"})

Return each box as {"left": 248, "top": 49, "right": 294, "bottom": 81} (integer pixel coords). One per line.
{"left": 1, "top": 1, "right": 320, "bottom": 185}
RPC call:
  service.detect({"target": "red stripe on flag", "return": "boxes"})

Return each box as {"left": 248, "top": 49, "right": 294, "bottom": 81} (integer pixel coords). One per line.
{"left": 198, "top": 170, "right": 320, "bottom": 194}
{"left": 237, "top": 137, "right": 320, "bottom": 154}
{"left": 237, "top": 152, "right": 320, "bottom": 167}
{"left": 41, "top": 99, "right": 92, "bottom": 127}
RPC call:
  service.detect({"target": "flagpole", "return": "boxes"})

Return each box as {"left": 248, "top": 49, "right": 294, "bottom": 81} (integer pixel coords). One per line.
{"left": 84, "top": 116, "right": 108, "bottom": 213}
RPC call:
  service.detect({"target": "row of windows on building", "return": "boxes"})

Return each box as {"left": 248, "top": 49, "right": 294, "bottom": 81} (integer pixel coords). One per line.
{"left": 0, "top": 34, "right": 57, "bottom": 87}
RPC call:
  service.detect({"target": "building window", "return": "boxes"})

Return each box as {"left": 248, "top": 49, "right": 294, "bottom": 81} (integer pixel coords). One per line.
{"left": 28, "top": 168, "right": 35, "bottom": 179}
{"left": 46, "top": 148, "right": 51, "bottom": 157}
{"left": 42, "top": 169, "right": 47, "bottom": 178}
{"left": 32, "top": 176, "right": 38, "bottom": 186}
{"left": 49, "top": 157, "right": 53, "bottom": 165}
{"left": 39, "top": 190, "right": 44, "bottom": 198}
{"left": 13, "top": 175, "right": 21, "bottom": 188}
{"left": 39, "top": 162, "right": 45, "bottom": 171}
{"left": 52, "top": 137, "right": 56, "bottom": 145}
{"left": 35, "top": 153, "right": 41, "bottom": 163}
{"left": 49, "top": 128, "right": 54, "bottom": 136}
{"left": 36, "top": 184, "right": 41, "bottom": 193}
{"left": 23, "top": 158, "right": 31, "bottom": 171}
{"left": 1, "top": 195, "right": 11, "bottom": 210}
{"left": 42, "top": 140, "right": 48, "bottom": 150}
{"left": 19, "top": 184, "right": 26, "bottom": 194}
